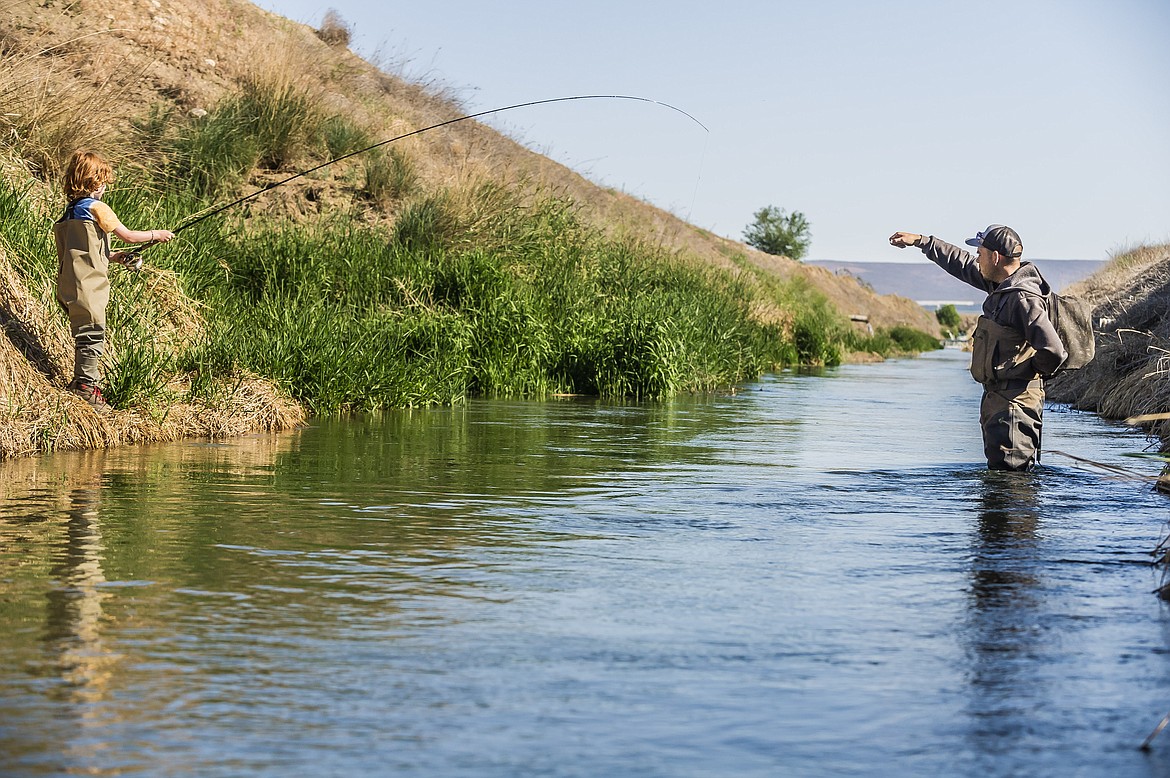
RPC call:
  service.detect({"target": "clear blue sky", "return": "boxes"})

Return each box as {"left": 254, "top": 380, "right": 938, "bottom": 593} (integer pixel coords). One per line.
{"left": 258, "top": 0, "right": 1169, "bottom": 262}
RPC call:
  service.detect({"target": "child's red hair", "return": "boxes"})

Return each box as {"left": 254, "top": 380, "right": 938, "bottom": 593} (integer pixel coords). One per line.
{"left": 62, "top": 151, "right": 115, "bottom": 200}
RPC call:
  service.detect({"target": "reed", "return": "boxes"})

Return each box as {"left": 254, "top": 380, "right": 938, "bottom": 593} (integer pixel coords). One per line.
{"left": 174, "top": 189, "right": 813, "bottom": 412}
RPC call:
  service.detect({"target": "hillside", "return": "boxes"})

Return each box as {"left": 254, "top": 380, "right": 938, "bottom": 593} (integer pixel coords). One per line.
{"left": 0, "top": 0, "right": 939, "bottom": 459}
{"left": 2, "top": 0, "right": 933, "bottom": 331}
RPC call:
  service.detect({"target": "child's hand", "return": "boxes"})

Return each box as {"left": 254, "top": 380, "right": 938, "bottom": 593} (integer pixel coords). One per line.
{"left": 150, "top": 230, "right": 175, "bottom": 243}
{"left": 110, "top": 251, "right": 144, "bottom": 271}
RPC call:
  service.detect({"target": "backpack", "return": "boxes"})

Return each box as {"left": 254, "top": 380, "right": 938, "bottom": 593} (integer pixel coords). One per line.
{"left": 1046, "top": 291, "right": 1095, "bottom": 373}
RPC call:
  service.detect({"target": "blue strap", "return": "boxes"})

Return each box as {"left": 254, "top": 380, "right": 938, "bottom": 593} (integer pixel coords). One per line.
{"left": 64, "top": 197, "right": 99, "bottom": 221}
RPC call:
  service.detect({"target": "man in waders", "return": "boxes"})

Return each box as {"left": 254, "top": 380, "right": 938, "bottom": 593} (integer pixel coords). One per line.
{"left": 55, "top": 150, "right": 175, "bottom": 411}
{"left": 888, "top": 225, "right": 1066, "bottom": 471}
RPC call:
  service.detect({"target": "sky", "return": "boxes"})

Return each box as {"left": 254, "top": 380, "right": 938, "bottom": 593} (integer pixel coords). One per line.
{"left": 256, "top": 0, "right": 1170, "bottom": 262}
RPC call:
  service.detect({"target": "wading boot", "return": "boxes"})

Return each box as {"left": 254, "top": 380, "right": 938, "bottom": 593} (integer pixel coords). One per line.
{"left": 67, "top": 379, "right": 111, "bottom": 413}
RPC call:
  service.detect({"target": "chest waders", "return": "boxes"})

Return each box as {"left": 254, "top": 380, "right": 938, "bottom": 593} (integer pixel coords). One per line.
{"left": 53, "top": 210, "right": 110, "bottom": 386}
{"left": 970, "top": 314, "right": 1044, "bottom": 471}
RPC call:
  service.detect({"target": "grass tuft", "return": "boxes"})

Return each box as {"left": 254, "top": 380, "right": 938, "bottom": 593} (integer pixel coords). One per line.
{"left": 364, "top": 148, "right": 416, "bottom": 206}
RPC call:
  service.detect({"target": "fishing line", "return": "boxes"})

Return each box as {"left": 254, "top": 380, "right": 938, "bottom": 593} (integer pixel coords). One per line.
{"left": 684, "top": 130, "right": 709, "bottom": 224}
{"left": 126, "top": 94, "right": 709, "bottom": 259}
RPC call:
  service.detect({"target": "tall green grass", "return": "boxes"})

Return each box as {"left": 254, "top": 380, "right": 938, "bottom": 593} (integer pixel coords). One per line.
{"left": 155, "top": 191, "right": 806, "bottom": 413}
{"left": 847, "top": 325, "right": 943, "bottom": 356}
{"left": 0, "top": 73, "right": 940, "bottom": 417}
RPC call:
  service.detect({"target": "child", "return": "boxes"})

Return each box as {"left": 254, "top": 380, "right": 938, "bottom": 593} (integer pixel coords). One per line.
{"left": 54, "top": 150, "right": 175, "bottom": 411}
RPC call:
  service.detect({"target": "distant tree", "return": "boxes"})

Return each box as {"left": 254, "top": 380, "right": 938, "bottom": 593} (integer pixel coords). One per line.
{"left": 743, "top": 206, "right": 811, "bottom": 260}
{"left": 935, "top": 303, "right": 961, "bottom": 331}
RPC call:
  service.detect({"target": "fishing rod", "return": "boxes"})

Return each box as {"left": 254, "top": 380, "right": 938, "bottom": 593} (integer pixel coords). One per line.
{"left": 124, "top": 94, "right": 708, "bottom": 263}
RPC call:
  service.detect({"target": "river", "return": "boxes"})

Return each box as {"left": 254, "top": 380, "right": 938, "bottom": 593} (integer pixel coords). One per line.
{"left": 2, "top": 349, "right": 1169, "bottom": 777}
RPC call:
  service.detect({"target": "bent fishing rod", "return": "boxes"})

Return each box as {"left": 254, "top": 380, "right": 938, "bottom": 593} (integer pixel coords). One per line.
{"left": 124, "top": 94, "right": 708, "bottom": 262}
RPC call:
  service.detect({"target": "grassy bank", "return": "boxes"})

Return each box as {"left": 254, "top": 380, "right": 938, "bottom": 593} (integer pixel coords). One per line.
{"left": 0, "top": 35, "right": 940, "bottom": 456}
{"left": 2, "top": 172, "right": 866, "bottom": 415}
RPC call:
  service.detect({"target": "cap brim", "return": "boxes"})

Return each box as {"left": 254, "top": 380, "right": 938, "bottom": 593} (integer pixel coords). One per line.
{"left": 964, "top": 237, "right": 982, "bottom": 247}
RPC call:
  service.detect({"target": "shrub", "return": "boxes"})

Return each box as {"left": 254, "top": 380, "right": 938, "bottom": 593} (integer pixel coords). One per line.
{"left": 743, "top": 205, "right": 812, "bottom": 260}
{"left": 888, "top": 326, "right": 943, "bottom": 352}
{"left": 936, "top": 303, "right": 961, "bottom": 331}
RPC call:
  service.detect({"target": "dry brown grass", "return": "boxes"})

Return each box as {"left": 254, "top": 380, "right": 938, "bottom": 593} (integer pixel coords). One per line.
{"left": 113, "top": 372, "right": 306, "bottom": 446}
{"left": 1047, "top": 243, "right": 1170, "bottom": 445}
{"left": 0, "top": 26, "right": 128, "bottom": 179}
{"left": 0, "top": 240, "right": 73, "bottom": 382}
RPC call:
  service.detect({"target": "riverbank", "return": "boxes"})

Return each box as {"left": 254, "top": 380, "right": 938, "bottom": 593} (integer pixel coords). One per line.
{"left": 0, "top": 0, "right": 942, "bottom": 460}
{"left": 0, "top": 174, "right": 946, "bottom": 460}
{"left": 1046, "top": 243, "right": 1170, "bottom": 460}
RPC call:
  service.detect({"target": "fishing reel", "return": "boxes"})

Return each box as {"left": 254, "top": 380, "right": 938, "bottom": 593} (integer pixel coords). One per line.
{"left": 113, "top": 250, "right": 145, "bottom": 272}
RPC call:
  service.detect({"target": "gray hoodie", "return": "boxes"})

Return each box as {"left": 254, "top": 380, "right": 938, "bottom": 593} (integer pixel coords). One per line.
{"left": 919, "top": 236, "right": 1067, "bottom": 377}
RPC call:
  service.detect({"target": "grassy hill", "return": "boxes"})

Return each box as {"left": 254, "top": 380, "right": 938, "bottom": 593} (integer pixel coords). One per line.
{"left": 0, "top": 0, "right": 939, "bottom": 458}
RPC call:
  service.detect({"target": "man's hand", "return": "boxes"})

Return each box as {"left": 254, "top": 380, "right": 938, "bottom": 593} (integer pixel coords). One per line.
{"left": 889, "top": 231, "right": 922, "bottom": 249}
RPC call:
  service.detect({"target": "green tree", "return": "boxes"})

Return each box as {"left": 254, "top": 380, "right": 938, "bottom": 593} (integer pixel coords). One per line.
{"left": 743, "top": 206, "right": 812, "bottom": 260}
{"left": 935, "top": 303, "right": 961, "bottom": 331}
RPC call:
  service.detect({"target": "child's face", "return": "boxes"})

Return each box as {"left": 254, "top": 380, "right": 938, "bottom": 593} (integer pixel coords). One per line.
{"left": 94, "top": 183, "right": 107, "bottom": 199}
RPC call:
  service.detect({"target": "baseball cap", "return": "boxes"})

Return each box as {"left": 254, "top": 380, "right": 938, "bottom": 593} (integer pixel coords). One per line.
{"left": 965, "top": 224, "right": 1023, "bottom": 258}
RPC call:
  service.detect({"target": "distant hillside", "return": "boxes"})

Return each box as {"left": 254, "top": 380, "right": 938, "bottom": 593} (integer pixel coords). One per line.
{"left": 808, "top": 259, "right": 1106, "bottom": 308}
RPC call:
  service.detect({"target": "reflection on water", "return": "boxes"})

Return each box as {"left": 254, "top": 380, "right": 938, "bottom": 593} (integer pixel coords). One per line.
{"left": 46, "top": 480, "right": 117, "bottom": 698}
{"left": 2, "top": 350, "right": 1170, "bottom": 777}
{"left": 966, "top": 473, "right": 1045, "bottom": 756}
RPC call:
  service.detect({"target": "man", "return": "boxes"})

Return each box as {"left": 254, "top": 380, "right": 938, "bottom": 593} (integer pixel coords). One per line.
{"left": 889, "top": 225, "right": 1066, "bottom": 471}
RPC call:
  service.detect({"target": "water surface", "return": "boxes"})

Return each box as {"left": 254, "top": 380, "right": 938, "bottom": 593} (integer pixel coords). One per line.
{"left": 3, "top": 350, "right": 1169, "bottom": 776}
